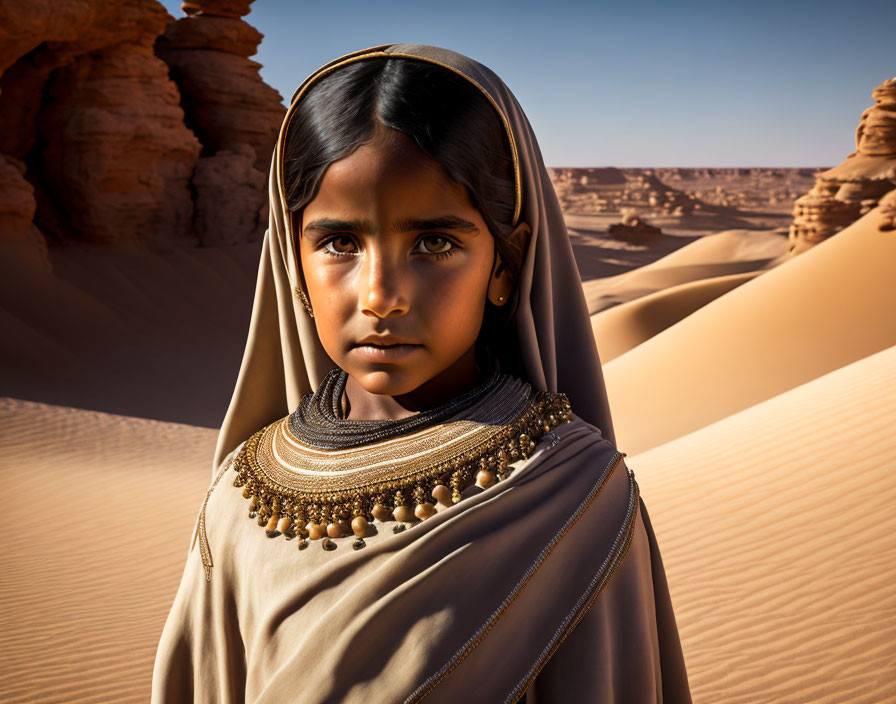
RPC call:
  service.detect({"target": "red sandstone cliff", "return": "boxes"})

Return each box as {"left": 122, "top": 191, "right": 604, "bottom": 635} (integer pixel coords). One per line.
{"left": 0, "top": 0, "right": 284, "bottom": 256}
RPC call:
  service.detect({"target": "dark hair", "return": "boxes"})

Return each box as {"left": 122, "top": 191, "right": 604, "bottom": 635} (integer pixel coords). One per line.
{"left": 283, "top": 57, "right": 524, "bottom": 375}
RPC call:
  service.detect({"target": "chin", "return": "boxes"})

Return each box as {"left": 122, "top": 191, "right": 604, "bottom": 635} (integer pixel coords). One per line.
{"left": 351, "top": 367, "right": 426, "bottom": 397}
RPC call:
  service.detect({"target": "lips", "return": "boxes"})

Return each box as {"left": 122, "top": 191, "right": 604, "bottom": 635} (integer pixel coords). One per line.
{"left": 354, "top": 335, "right": 421, "bottom": 348}
{"left": 352, "top": 335, "right": 423, "bottom": 362}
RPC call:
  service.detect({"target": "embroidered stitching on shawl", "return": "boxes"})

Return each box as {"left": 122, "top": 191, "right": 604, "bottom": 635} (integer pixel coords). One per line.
{"left": 405, "top": 447, "right": 626, "bottom": 703}
{"left": 190, "top": 444, "right": 243, "bottom": 581}
{"left": 504, "top": 468, "right": 641, "bottom": 703}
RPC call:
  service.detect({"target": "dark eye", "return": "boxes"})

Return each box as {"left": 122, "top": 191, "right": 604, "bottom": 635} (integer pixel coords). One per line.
{"left": 416, "top": 235, "right": 454, "bottom": 255}
{"left": 323, "top": 235, "right": 357, "bottom": 255}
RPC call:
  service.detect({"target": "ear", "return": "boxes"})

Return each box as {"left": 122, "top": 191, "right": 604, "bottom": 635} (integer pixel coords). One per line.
{"left": 487, "top": 221, "right": 531, "bottom": 306}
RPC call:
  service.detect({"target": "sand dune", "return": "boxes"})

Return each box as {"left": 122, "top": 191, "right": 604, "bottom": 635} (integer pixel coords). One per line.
{"left": 630, "top": 343, "right": 896, "bottom": 703}
{"left": 0, "top": 398, "right": 214, "bottom": 704}
{"left": 602, "top": 204, "right": 896, "bottom": 456}
{"left": 592, "top": 270, "right": 761, "bottom": 362}
{"left": 583, "top": 228, "right": 791, "bottom": 314}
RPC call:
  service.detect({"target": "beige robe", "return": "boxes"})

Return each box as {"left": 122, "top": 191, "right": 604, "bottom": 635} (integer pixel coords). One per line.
{"left": 152, "top": 415, "right": 690, "bottom": 703}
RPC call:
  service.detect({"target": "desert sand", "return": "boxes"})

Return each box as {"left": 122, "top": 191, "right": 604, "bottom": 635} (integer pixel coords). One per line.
{"left": 602, "top": 203, "right": 896, "bottom": 456}
{"left": 587, "top": 227, "right": 794, "bottom": 361}
{"left": 592, "top": 270, "right": 762, "bottom": 362}
{"left": 0, "top": 399, "right": 215, "bottom": 704}
{"left": 631, "top": 342, "right": 896, "bottom": 703}
{"left": 582, "top": 227, "right": 793, "bottom": 314}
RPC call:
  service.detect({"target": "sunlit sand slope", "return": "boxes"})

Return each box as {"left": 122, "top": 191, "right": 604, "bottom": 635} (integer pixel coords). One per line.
{"left": 603, "top": 205, "right": 896, "bottom": 455}
{"left": 631, "top": 344, "right": 896, "bottom": 704}
{"left": 0, "top": 399, "right": 214, "bottom": 704}
{"left": 592, "top": 270, "right": 760, "bottom": 362}
{"left": 583, "top": 228, "right": 791, "bottom": 314}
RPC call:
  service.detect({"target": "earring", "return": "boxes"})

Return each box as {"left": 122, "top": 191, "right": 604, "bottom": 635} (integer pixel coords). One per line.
{"left": 294, "top": 286, "right": 314, "bottom": 318}
{"left": 497, "top": 295, "right": 505, "bottom": 302}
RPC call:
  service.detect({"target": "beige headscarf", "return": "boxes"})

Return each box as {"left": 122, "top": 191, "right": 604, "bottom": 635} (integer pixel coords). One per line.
{"left": 212, "top": 43, "right": 615, "bottom": 473}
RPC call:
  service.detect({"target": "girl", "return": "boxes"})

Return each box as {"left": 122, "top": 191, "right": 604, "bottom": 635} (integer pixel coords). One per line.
{"left": 152, "top": 43, "right": 690, "bottom": 703}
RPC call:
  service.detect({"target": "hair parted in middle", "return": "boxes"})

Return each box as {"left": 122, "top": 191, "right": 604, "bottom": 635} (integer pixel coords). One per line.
{"left": 283, "top": 56, "right": 527, "bottom": 376}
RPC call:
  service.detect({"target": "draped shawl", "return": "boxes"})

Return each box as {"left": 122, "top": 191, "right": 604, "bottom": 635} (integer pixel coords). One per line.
{"left": 211, "top": 42, "right": 616, "bottom": 474}
{"left": 152, "top": 44, "right": 690, "bottom": 703}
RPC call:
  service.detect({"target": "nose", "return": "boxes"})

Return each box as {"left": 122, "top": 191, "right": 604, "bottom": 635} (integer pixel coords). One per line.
{"left": 358, "top": 246, "right": 409, "bottom": 319}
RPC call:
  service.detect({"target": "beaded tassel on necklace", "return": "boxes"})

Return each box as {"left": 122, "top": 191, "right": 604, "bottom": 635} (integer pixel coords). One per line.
{"left": 230, "top": 368, "right": 572, "bottom": 551}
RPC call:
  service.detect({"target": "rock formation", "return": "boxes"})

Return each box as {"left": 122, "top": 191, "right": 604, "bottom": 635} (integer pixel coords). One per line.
{"left": 192, "top": 145, "right": 267, "bottom": 245}
{"left": 550, "top": 167, "right": 702, "bottom": 216}
{"left": 878, "top": 188, "right": 896, "bottom": 232}
{"left": 154, "top": 0, "right": 284, "bottom": 243}
{"left": 155, "top": 1, "right": 285, "bottom": 171}
{"left": 38, "top": 41, "right": 201, "bottom": 245}
{"left": 0, "top": 0, "right": 282, "bottom": 256}
{"left": 790, "top": 77, "right": 896, "bottom": 253}
{"left": 608, "top": 211, "right": 662, "bottom": 243}
{"left": 182, "top": 0, "right": 252, "bottom": 17}
{"left": 0, "top": 155, "right": 49, "bottom": 271}
{"left": 0, "top": 0, "right": 202, "bottom": 248}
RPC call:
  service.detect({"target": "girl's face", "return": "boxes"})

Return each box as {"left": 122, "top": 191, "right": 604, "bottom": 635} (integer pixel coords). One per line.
{"left": 298, "top": 126, "right": 515, "bottom": 401}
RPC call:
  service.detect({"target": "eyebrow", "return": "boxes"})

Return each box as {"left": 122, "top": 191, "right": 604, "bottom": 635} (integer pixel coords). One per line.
{"left": 302, "top": 215, "right": 480, "bottom": 236}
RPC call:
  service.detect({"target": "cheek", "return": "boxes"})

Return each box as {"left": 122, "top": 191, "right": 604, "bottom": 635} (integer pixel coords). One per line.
{"left": 415, "top": 258, "right": 490, "bottom": 334}
{"left": 300, "top": 250, "right": 353, "bottom": 310}
{"left": 298, "top": 253, "right": 353, "bottom": 353}
{"left": 307, "top": 262, "right": 349, "bottom": 298}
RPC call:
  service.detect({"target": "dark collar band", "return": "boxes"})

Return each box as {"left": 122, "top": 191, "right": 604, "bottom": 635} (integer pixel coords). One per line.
{"left": 288, "top": 362, "right": 505, "bottom": 450}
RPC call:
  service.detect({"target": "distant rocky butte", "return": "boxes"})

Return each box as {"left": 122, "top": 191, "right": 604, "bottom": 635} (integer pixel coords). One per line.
{"left": 547, "top": 167, "right": 823, "bottom": 218}
{"left": 549, "top": 167, "right": 702, "bottom": 217}
{"left": 879, "top": 188, "right": 896, "bottom": 232}
{"left": 0, "top": 0, "right": 285, "bottom": 264}
{"left": 790, "top": 77, "right": 896, "bottom": 254}
{"left": 607, "top": 211, "right": 662, "bottom": 243}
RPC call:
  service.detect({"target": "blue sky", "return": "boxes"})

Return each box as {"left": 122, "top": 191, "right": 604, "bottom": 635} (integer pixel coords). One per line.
{"left": 159, "top": 0, "right": 895, "bottom": 167}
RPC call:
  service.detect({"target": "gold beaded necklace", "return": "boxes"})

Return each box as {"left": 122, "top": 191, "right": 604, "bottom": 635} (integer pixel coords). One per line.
{"left": 230, "top": 372, "right": 572, "bottom": 552}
